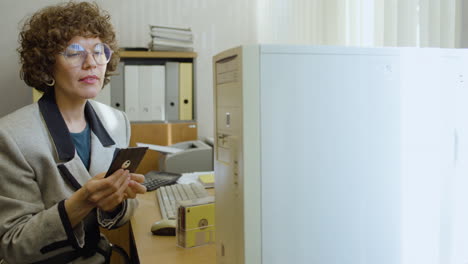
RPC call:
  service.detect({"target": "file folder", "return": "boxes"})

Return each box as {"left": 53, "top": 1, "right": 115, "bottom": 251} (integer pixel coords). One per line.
{"left": 110, "top": 62, "right": 125, "bottom": 111}
{"left": 139, "top": 65, "right": 165, "bottom": 121}
{"left": 94, "top": 82, "right": 111, "bottom": 105}
{"left": 32, "top": 89, "right": 43, "bottom": 102}
{"left": 179, "top": 62, "right": 193, "bottom": 120}
{"left": 124, "top": 65, "right": 139, "bottom": 121}
{"left": 165, "top": 62, "right": 180, "bottom": 121}
{"left": 151, "top": 65, "right": 166, "bottom": 121}
{"left": 138, "top": 66, "right": 153, "bottom": 121}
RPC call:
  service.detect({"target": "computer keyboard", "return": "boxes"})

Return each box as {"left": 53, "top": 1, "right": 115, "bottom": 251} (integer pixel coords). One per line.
{"left": 156, "top": 183, "right": 209, "bottom": 220}
{"left": 142, "top": 171, "right": 182, "bottom": 191}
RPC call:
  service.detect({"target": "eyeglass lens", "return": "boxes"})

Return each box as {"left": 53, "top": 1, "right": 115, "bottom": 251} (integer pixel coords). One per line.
{"left": 64, "top": 43, "right": 112, "bottom": 66}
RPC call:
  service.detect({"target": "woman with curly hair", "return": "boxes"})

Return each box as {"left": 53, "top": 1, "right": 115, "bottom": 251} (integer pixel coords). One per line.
{"left": 0, "top": 2, "right": 146, "bottom": 263}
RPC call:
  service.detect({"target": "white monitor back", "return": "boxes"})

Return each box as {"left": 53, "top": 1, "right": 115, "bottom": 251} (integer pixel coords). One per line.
{"left": 213, "top": 45, "right": 468, "bottom": 264}
{"left": 260, "top": 46, "right": 401, "bottom": 263}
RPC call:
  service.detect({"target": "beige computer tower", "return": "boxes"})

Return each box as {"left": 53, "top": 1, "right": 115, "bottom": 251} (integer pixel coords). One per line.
{"left": 213, "top": 45, "right": 468, "bottom": 264}
{"left": 213, "top": 46, "right": 261, "bottom": 264}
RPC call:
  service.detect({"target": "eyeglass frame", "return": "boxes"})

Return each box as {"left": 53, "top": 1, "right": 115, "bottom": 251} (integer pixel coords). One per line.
{"left": 58, "top": 42, "right": 113, "bottom": 67}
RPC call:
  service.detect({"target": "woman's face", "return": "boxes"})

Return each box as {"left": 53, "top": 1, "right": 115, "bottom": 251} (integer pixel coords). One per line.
{"left": 52, "top": 36, "right": 108, "bottom": 102}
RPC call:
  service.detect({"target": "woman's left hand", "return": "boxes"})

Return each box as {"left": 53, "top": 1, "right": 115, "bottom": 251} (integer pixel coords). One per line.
{"left": 124, "top": 173, "right": 147, "bottom": 199}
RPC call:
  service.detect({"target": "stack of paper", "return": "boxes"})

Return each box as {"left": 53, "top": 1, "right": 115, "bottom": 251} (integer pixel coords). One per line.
{"left": 198, "top": 173, "right": 214, "bottom": 188}
{"left": 149, "top": 24, "right": 194, "bottom": 52}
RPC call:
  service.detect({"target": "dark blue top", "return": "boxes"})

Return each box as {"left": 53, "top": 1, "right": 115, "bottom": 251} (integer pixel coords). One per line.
{"left": 70, "top": 123, "right": 91, "bottom": 169}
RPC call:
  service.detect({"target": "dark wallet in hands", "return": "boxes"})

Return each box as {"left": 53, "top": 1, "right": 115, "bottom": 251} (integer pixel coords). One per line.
{"left": 104, "top": 147, "right": 148, "bottom": 177}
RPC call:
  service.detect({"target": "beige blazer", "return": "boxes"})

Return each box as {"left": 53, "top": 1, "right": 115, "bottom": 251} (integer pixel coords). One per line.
{"left": 0, "top": 91, "right": 137, "bottom": 264}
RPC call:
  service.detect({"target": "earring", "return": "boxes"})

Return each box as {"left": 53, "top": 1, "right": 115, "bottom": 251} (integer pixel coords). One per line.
{"left": 45, "top": 78, "right": 55, "bottom": 87}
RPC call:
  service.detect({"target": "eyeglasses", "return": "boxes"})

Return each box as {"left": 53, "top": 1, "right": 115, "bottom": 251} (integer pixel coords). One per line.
{"left": 59, "top": 43, "right": 113, "bottom": 67}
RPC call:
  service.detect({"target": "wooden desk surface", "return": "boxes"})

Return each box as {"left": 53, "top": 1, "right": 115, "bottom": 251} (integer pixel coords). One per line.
{"left": 131, "top": 189, "right": 216, "bottom": 264}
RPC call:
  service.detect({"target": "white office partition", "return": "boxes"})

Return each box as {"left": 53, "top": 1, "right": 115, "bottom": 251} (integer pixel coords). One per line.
{"left": 213, "top": 45, "right": 468, "bottom": 264}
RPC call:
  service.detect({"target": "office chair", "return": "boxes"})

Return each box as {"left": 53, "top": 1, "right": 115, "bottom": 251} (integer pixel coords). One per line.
{"left": 106, "top": 243, "right": 131, "bottom": 264}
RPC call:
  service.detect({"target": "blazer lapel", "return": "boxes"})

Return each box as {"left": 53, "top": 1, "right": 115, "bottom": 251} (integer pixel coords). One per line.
{"left": 88, "top": 132, "right": 116, "bottom": 177}
{"left": 38, "top": 91, "right": 75, "bottom": 162}
{"left": 38, "top": 91, "right": 117, "bottom": 185}
{"left": 58, "top": 132, "right": 116, "bottom": 190}
{"left": 58, "top": 155, "right": 92, "bottom": 189}
{"left": 84, "top": 101, "right": 116, "bottom": 176}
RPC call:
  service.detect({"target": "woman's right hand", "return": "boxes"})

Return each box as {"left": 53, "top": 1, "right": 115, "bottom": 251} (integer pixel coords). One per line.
{"left": 83, "top": 169, "right": 130, "bottom": 212}
{"left": 65, "top": 169, "right": 130, "bottom": 227}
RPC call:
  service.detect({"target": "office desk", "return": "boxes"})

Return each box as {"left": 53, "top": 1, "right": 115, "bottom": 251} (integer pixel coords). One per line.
{"left": 131, "top": 189, "right": 216, "bottom": 264}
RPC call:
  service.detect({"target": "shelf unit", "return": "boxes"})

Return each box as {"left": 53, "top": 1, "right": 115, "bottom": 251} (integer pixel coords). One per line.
{"left": 111, "top": 50, "right": 197, "bottom": 121}
{"left": 116, "top": 50, "right": 198, "bottom": 174}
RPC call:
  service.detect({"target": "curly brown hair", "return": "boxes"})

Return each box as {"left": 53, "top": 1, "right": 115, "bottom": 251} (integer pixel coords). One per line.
{"left": 18, "top": 1, "right": 120, "bottom": 92}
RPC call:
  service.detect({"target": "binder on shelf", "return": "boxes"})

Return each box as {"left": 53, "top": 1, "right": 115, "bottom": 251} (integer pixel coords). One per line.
{"left": 138, "top": 66, "right": 152, "bottom": 121}
{"left": 138, "top": 66, "right": 149, "bottom": 120}
{"left": 165, "top": 62, "right": 180, "bottom": 121}
{"left": 32, "top": 89, "right": 43, "bottom": 102}
{"left": 138, "top": 65, "right": 165, "bottom": 121}
{"left": 94, "top": 82, "right": 111, "bottom": 105}
{"left": 151, "top": 65, "right": 166, "bottom": 121}
{"left": 124, "top": 65, "right": 140, "bottom": 121}
{"left": 179, "top": 62, "right": 193, "bottom": 120}
{"left": 110, "top": 62, "right": 125, "bottom": 111}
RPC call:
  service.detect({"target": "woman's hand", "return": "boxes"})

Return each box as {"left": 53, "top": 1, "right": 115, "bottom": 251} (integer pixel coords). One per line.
{"left": 65, "top": 169, "right": 130, "bottom": 227}
{"left": 124, "top": 173, "right": 147, "bottom": 199}
{"left": 84, "top": 169, "right": 130, "bottom": 212}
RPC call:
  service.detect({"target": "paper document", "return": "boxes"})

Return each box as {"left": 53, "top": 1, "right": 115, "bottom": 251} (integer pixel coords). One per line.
{"left": 136, "top": 142, "right": 182, "bottom": 154}
{"left": 177, "top": 171, "right": 214, "bottom": 185}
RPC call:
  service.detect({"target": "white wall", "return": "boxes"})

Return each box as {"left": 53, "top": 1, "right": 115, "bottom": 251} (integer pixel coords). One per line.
{"left": 0, "top": 0, "right": 66, "bottom": 120}
{"left": 0, "top": 0, "right": 257, "bottom": 138}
